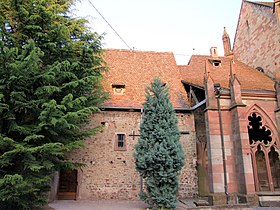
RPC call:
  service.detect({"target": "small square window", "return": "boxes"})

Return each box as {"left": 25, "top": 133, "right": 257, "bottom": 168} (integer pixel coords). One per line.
{"left": 112, "top": 84, "right": 125, "bottom": 95}
{"left": 114, "top": 133, "right": 127, "bottom": 151}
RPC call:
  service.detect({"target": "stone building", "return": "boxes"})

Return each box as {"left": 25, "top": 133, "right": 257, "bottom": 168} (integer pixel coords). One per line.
{"left": 233, "top": 0, "right": 280, "bottom": 79}
{"left": 55, "top": 49, "right": 198, "bottom": 201}
{"left": 180, "top": 43, "right": 279, "bottom": 205}
{"left": 53, "top": 30, "right": 280, "bottom": 206}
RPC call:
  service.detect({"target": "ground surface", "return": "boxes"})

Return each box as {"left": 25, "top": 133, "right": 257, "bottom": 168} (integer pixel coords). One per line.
{"left": 48, "top": 200, "right": 280, "bottom": 210}
{"left": 48, "top": 199, "right": 192, "bottom": 210}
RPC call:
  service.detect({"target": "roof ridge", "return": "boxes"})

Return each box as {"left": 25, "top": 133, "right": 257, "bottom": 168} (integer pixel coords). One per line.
{"left": 191, "top": 54, "right": 231, "bottom": 59}
{"left": 104, "top": 48, "right": 174, "bottom": 54}
{"left": 244, "top": 0, "right": 274, "bottom": 8}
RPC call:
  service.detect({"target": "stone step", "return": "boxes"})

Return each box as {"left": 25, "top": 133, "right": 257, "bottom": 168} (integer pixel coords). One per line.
{"left": 259, "top": 195, "right": 280, "bottom": 207}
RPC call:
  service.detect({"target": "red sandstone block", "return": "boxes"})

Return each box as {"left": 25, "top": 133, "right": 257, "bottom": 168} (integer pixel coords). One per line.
{"left": 212, "top": 173, "right": 223, "bottom": 183}
{"left": 212, "top": 164, "right": 224, "bottom": 173}
{"left": 245, "top": 183, "right": 256, "bottom": 193}
{"left": 245, "top": 173, "right": 255, "bottom": 184}
{"left": 227, "top": 182, "right": 238, "bottom": 192}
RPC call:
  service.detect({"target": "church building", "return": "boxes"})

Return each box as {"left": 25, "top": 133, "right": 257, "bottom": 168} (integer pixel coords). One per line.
{"left": 52, "top": 26, "right": 280, "bottom": 206}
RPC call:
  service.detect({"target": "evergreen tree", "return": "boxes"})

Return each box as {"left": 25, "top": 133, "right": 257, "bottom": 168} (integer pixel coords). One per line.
{"left": 0, "top": 0, "right": 107, "bottom": 209}
{"left": 134, "top": 78, "right": 185, "bottom": 209}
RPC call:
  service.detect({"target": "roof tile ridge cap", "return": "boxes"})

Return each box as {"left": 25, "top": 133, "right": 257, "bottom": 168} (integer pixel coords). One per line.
{"left": 104, "top": 48, "right": 130, "bottom": 51}
{"left": 105, "top": 48, "right": 175, "bottom": 54}
{"left": 246, "top": 1, "right": 274, "bottom": 7}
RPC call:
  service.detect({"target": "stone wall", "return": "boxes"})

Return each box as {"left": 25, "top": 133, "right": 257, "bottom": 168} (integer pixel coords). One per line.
{"left": 233, "top": 1, "right": 280, "bottom": 79}
{"left": 67, "top": 110, "right": 198, "bottom": 200}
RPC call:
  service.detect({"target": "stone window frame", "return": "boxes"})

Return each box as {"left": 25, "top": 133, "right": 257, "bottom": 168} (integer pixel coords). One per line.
{"left": 114, "top": 133, "right": 127, "bottom": 151}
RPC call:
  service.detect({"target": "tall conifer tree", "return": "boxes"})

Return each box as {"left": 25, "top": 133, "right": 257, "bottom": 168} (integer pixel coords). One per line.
{"left": 134, "top": 78, "right": 185, "bottom": 209}
{"left": 0, "top": 0, "right": 107, "bottom": 209}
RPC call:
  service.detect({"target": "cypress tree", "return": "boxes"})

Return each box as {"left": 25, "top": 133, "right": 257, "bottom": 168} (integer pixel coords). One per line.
{"left": 134, "top": 78, "right": 185, "bottom": 209}
{"left": 0, "top": 0, "right": 107, "bottom": 209}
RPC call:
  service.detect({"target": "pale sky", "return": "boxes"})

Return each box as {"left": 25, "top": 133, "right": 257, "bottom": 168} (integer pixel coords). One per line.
{"left": 73, "top": 0, "right": 246, "bottom": 64}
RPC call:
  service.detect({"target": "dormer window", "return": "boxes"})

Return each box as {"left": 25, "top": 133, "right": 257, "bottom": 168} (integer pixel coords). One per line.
{"left": 112, "top": 84, "right": 125, "bottom": 95}
{"left": 256, "top": 67, "right": 264, "bottom": 73}
{"left": 208, "top": 59, "right": 221, "bottom": 67}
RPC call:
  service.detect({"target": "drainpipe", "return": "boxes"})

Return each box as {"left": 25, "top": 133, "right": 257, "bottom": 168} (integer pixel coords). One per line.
{"left": 140, "top": 108, "right": 143, "bottom": 193}
{"left": 214, "top": 83, "right": 230, "bottom": 205}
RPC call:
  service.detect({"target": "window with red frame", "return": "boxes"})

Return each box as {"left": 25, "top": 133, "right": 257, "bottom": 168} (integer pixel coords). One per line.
{"left": 115, "top": 133, "right": 126, "bottom": 151}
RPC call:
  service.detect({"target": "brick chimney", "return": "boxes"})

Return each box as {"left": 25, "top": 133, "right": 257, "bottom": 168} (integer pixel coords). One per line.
{"left": 210, "top": 47, "right": 218, "bottom": 58}
{"left": 222, "top": 27, "right": 232, "bottom": 56}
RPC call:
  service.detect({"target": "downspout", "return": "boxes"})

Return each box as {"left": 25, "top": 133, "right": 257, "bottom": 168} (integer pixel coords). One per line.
{"left": 140, "top": 108, "right": 143, "bottom": 193}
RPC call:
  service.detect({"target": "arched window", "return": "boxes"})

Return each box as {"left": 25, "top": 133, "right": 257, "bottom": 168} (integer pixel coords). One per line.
{"left": 269, "top": 147, "right": 280, "bottom": 191}
{"left": 248, "top": 113, "right": 272, "bottom": 145}
{"left": 248, "top": 112, "right": 280, "bottom": 192}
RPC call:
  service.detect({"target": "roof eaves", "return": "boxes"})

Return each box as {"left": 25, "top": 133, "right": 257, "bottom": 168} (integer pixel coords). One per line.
{"left": 100, "top": 106, "right": 142, "bottom": 112}
{"left": 181, "top": 80, "right": 204, "bottom": 90}
{"left": 100, "top": 106, "right": 193, "bottom": 112}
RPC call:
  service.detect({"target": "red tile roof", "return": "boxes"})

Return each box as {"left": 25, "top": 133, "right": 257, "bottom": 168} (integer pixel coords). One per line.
{"left": 179, "top": 55, "right": 274, "bottom": 91}
{"left": 102, "top": 49, "right": 189, "bottom": 109}
{"left": 102, "top": 50, "right": 274, "bottom": 109}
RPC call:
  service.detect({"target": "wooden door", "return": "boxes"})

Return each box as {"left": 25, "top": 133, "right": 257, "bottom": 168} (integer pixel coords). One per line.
{"left": 58, "top": 170, "right": 78, "bottom": 200}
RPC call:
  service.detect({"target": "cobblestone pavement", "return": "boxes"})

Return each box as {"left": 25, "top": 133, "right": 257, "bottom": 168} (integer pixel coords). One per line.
{"left": 49, "top": 200, "right": 149, "bottom": 210}
{"left": 48, "top": 199, "right": 192, "bottom": 210}
{"left": 48, "top": 200, "right": 280, "bottom": 210}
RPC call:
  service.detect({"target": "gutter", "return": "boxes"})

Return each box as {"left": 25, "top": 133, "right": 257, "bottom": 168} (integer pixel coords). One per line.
{"left": 100, "top": 99, "right": 206, "bottom": 112}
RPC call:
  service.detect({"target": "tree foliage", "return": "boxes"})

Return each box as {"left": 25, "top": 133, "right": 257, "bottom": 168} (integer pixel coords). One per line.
{"left": 0, "top": 0, "right": 107, "bottom": 209}
{"left": 134, "top": 78, "right": 185, "bottom": 209}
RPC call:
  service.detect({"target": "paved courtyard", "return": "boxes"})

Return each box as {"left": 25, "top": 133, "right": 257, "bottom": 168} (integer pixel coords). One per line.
{"left": 48, "top": 200, "right": 190, "bottom": 210}
{"left": 48, "top": 200, "right": 280, "bottom": 210}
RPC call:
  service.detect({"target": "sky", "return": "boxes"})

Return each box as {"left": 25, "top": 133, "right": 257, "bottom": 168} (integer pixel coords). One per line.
{"left": 73, "top": 0, "right": 246, "bottom": 64}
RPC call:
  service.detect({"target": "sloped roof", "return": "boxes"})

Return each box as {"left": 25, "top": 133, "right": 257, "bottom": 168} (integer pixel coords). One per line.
{"left": 102, "top": 49, "right": 189, "bottom": 109}
{"left": 245, "top": 1, "right": 274, "bottom": 8}
{"left": 179, "top": 55, "right": 274, "bottom": 91}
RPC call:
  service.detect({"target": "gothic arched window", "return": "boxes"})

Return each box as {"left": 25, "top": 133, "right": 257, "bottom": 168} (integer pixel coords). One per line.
{"left": 248, "top": 113, "right": 272, "bottom": 145}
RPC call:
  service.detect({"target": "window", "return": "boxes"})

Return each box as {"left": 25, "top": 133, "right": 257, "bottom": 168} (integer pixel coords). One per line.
{"left": 256, "top": 67, "right": 264, "bottom": 73}
{"left": 112, "top": 84, "right": 125, "bottom": 95}
{"left": 212, "top": 60, "right": 221, "bottom": 67}
{"left": 247, "top": 112, "right": 279, "bottom": 192}
{"left": 114, "top": 133, "right": 126, "bottom": 151}
{"left": 208, "top": 59, "right": 221, "bottom": 67}
{"left": 248, "top": 112, "right": 272, "bottom": 145}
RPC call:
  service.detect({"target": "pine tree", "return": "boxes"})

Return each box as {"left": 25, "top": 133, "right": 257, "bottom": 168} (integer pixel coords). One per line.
{"left": 0, "top": 0, "right": 107, "bottom": 209}
{"left": 134, "top": 78, "right": 185, "bottom": 209}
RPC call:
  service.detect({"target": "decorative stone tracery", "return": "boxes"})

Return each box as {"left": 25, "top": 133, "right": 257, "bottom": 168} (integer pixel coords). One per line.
{"left": 247, "top": 111, "right": 280, "bottom": 192}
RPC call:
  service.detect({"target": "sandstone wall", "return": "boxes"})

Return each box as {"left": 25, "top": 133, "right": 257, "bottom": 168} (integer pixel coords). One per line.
{"left": 234, "top": 2, "right": 280, "bottom": 79}
{"left": 204, "top": 94, "right": 278, "bottom": 204}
